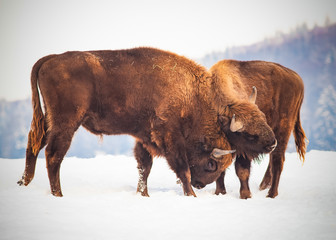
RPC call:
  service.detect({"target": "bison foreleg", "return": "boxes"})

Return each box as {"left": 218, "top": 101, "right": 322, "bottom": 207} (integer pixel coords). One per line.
{"left": 167, "top": 156, "right": 196, "bottom": 196}
{"left": 215, "top": 171, "right": 227, "bottom": 195}
{"left": 137, "top": 167, "right": 149, "bottom": 196}
{"left": 134, "top": 142, "right": 153, "bottom": 197}
{"left": 173, "top": 159, "right": 196, "bottom": 197}
{"left": 235, "top": 156, "right": 252, "bottom": 199}
{"left": 166, "top": 157, "right": 195, "bottom": 196}
{"left": 177, "top": 170, "right": 196, "bottom": 197}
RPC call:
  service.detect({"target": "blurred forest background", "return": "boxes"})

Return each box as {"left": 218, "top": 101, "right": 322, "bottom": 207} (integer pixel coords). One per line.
{"left": 1, "top": 22, "right": 335, "bottom": 158}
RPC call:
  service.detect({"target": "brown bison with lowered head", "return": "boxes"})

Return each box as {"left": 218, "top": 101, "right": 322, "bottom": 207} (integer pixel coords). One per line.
{"left": 17, "top": 47, "right": 236, "bottom": 197}
{"left": 210, "top": 60, "right": 307, "bottom": 198}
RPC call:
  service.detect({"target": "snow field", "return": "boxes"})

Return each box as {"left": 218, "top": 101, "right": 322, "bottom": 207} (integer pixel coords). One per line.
{"left": 0, "top": 150, "right": 335, "bottom": 240}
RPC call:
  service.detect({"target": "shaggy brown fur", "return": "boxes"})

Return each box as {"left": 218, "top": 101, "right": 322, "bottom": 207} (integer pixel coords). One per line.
{"left": 211, "top": 60, "right": 307, "bottom": 198}
{"left": 18, "top": 47, "right": 235, "bottom": 197}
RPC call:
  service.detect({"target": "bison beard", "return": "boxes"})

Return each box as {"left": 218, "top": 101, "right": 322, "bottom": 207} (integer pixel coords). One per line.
{"left": 17, "top": 47, "right": 235, "bottom": 197}
{"left": 211, "top": 60, "right": 307, "bottom": 198}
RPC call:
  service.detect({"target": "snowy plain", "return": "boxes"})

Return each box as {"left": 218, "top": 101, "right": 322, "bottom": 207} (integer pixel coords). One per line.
{"left": 1, "top": 150, "right": 335, "bottom": 240}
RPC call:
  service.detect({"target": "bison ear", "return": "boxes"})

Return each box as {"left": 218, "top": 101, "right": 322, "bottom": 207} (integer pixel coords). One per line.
{"left": 201, "top": 136, "right": 212, "bottom": 151}
{"left": 230, "top": 114, "right": 244, "bottom": 132}
{"left": 218, "top": 115, "right": 230, "bottom": 130}
{"left": 248, "top": 86, "right": 257, "bottom": 104}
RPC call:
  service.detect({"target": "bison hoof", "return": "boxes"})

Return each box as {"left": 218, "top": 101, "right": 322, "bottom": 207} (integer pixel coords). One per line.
{"left": 17, "top": 176, "right": 31, "bottom": 186}
{"left": 184, "top": 190, "right": 197, "bottom": 197}
{"left": 137, "top": 190, "right": 150, "bottom": 197}
{"left": 266, "top": 190, "right": 278, "bottom": 198}
{"left": 259, "top": 182, "right": 271, "bottom": 191}
{"left": 259, "top": 178, "right": 271, "bottom": 190}
{"left": 17, "top": 179, "right": 24, "bottom": 186}
{"left": 51, "top": 190, "right": 63, "bottom": 197}
{"left": 215, "top": 189, "right": 227, "bottom": 195}
{"left": 240, "top": 190, "right": 252, "bottom": 199}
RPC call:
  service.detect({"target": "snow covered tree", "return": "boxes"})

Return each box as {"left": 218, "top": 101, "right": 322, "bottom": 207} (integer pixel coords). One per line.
{"left": 313, "top": 85, "right": 336, "bottom": 150}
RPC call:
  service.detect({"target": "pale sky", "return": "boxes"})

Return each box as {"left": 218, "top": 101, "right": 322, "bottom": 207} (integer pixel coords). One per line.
{"left": 1, "top": 0, "right": 335, "bottom": 101}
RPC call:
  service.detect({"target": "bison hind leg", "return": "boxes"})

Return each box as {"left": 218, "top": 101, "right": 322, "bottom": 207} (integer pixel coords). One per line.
{"left": 134, "top": 141, "right": 153, "bottom": 197}
{"left": 18, "top": 128, "right": 48, "bottom": 186}
{"left": 45, "top": 124, "right": 79, "bottom": 197}
{"left": 259, "top": 166, "right": 272, "bottom": 191}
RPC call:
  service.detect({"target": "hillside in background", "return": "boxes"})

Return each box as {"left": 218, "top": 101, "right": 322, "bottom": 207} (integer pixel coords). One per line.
{"left": 1, "top": 22, "right": 335, "bottom": 158}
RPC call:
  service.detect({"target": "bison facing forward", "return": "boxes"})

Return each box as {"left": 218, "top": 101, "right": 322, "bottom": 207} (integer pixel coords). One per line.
{"left": 18, "top": 47, "right": 235, "bottom": 197}
{"left": 211, "top": 60, "right": 307, "bottom": 198}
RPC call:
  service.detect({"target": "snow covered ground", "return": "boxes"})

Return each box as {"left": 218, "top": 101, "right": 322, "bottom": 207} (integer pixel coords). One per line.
{"left": 1, "top": 150, "right": 335, "bottom": 240}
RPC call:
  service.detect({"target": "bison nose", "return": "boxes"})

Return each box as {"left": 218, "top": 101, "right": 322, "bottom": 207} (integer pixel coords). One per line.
{"left": 265, "top": 139, "right": 277, "bottom": 152}
{"left": 194, "top": 182, "right": 205, "bottom": 189}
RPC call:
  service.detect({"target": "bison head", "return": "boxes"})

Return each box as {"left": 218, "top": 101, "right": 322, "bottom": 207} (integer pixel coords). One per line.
{"left": 218, "top": 88, "right": 277, "bottom": 159}
{"left": 188, "top": 138, "right": 235, "bottom": 189}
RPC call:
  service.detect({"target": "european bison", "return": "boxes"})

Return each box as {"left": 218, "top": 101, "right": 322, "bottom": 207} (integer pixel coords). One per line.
{"left": 210, "top": 60, "right": 307, "bottom": 198}
{"left": 18, "top": 47, "right": 236, "bottom": 197}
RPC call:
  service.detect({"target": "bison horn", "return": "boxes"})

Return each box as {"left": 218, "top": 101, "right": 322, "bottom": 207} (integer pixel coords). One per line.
{"left": 230, "top": 114, "right": 244, "bottom": 132}
{"left": 211, "top": 148, "right": 236, "bottom": 158}
{"left": 248, "top": 86, "right": 257, "bottom": 104}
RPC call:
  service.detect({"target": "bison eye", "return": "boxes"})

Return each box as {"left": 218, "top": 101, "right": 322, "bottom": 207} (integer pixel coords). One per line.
{"left": 205, "top": 159, "right": 217, "bottom": 172}
{"left": 244, "top": 133, "right": 258, "bottom": 141}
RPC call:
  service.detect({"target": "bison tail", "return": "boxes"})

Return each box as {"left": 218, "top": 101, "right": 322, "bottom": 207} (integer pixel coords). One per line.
{"left": 293, "top": 106, "right": 308, "bottom": 162}
{"left": 29, "top": 55, "right": 55, "bottom": 156}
